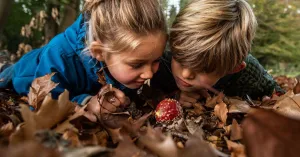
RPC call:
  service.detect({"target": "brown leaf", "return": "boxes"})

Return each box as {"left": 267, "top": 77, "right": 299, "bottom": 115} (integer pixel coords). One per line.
{"left": 205, "top": 92, "right": 224, "bottom": 108}
{"left": 214, "top": 101, "right": 228, "bottom": 124}
{"left": 55, "top": 105, "right": 87, "bottom": 133}
{"left": 273, "top": 92, "right": 300, "bottom": 120}
{"left": 94, "top": 131, "right": 108, "bottom": 147}
{"left": 228, "top": 98, "right": 251, "bottom": 113}
{"left": 0, "top": 122, "right": 14, "bottom": 137}
{"left": 114, "top": 136, "right": 149, "bottom": 157}
{"left": 63, "top": 146, "right": 112, "bottom": 157}
{"left": 9, "top": 124, "right": 26, "bottom": 145}
{"left": 28, "top": 73, "right": 59, "bottom": 110}
{"left": 139, "top": 126, "right": 178, "bottom": 157}
{"left": 21, "top": 90, "right": 75, "bottom": 139}
{"left": 0, "top": 141, "right": 61, "bottom": 157}
{"left": 230, "top": 119, "right": 242, "bottom": 141}
{"left": 180, "top": 135, "right": 217, "bottom": 157}
{"left": 191, "top": 102, "right": 206, "bottom": 115}
{"left": 242, "top": 109, "right": 300, "bottom": 157}
{"left": 226, "top": 139, "right": 246, "bottom": 157}
{"left": 62, "top": 129, "right": 81, "bottom": 147}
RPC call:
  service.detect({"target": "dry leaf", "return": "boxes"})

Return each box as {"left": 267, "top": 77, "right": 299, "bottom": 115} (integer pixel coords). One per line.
{"left": 0, "top": 122, "right": 14, "bottom": 137}
{"left": 20, "top": 90, "right": 75, "bottom": 139}
{"left": 273, "top": 92, "right": 300, "bottom": 120}
{"left": 230, "top": 119, "right": 242, "bottom": 141}
{"left": 55, "top": 105, "right": 86, "bottom": 133}
{"left": 63, "top": 146, "right": 112, "bottom": 157}
{"left": 226, "top": 139, "right": 246, "bottom": 157}
{"left": 28, "top": 73, "right": 59, "bottom": 110}
{"left": 180, "top": 135, "right": 217, "bottom": 157}
{"left": 214, "top": 102, "right": 228, "bottom": 124}
{"left": 62, "top": 129, "right": 81, "bottom": 147}
{"left": 139, "top": 126, "right": 178, "bottom": 157}
{"left": 228, "top": 98, "right": 251, "bottom": 113}
{"left": 0, "top": 141, "right": 61, "bottom": 157}
{"left": 114, "top": 135, "right": 149, "bottom": 157}
{"left": 205, "top": 92, "right": 224, "bottom": 108}
{"left": 94, "top": 131, "right": 108, "bottom": 147}
{"left": 242, "top": 109, "right": 300, "bottom": 157}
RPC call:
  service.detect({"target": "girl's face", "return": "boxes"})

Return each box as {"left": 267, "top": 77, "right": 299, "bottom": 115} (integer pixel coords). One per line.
{"left": 103, "top": 33, "right": 166, "bottom": 89}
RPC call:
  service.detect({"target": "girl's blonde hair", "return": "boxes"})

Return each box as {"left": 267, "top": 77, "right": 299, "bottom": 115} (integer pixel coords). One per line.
{"left": 170, "top": 0, "right": 257, "bottom": 76}
{"left": 84, "top": 0, "right": 166, "bottom": 55}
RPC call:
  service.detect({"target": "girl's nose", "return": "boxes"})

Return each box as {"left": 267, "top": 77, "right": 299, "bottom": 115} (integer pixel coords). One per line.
{"left": 141, "top": 65, "right": 154, "bottom": 79}
{"left": 182, "top": 68, "right": 195, "bottom": 80}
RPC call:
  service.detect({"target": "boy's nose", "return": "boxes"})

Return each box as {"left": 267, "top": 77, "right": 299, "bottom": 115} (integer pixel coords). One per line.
{"left": 182, "top": 68, "right": 195, "bottom": 80}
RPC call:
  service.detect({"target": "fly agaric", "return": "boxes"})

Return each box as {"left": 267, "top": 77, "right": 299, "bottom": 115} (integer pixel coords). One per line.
{"left": 155, "top": 99, "right": 183, "bottom": 123}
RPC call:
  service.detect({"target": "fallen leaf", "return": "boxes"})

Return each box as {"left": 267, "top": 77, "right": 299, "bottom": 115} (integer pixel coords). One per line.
{"left": 230, "top": 119, "right": 242, "bottom": 141}
{"left": 242, "top": 109, "right": 300, "bottom": 157}
{"left": 273, "top": 92, "right": 300, "bottom": 120}
{"left": 214, "top": 102, "right": 228, "bottom": 124}
{"left": 55, "top": 105, "right": 86, "bottom": 133}
{"left": 180, "top": 135, "right": 217, "bottom": 157}
{"left": 0, "top": 141, "right": 61, "bottom": 157}
{"left": 20, "top": 90, "right": 75, "bottom": 139}
{"left": 0, "top": 122, "right": 14, "bottom": 137}
{"left": 62, "top": 129, "right": 81, "bottom": 147}
{"left": 63, "top": 146, "right": 112, "bottom": 157}
{"left": 184, "top": 119, "right": 204, "bottom": 139}
{"left": 139, "top": 126, "right": 178, "bottom": 157}
{"left": 28, "top": 73, "right": 59, "bottom": 110}
{"left": 114, "top": 135, "right": 149, "bottom": 157}
{"left": 226, "top": 139, "right": 246, "bottom": 157}
{"left": 94, "top": 131, "right": 108, "bottom": 147}
{"left": 228, "top": 98, "right": 251, "bottom": 113}
{"left": 206, "top": 92, "right": 225, "bottom": 108}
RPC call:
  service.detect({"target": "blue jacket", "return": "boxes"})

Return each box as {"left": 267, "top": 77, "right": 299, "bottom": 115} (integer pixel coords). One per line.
{"left": 5, "top": 14, "right": 127, "bottom": 105}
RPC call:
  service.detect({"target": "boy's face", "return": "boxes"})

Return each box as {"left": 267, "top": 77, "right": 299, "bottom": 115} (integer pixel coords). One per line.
{"left": 171, "top": 58, "right": 223, "bottom": 92}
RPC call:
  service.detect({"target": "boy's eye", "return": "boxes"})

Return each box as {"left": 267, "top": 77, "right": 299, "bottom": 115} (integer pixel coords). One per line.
{"left": 154, "top": 58, "right": 161, "bottom": 63}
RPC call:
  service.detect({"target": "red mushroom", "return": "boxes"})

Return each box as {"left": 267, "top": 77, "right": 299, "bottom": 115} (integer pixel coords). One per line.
{"left": 155, "top": 99, "right": 183, "bottom": 123}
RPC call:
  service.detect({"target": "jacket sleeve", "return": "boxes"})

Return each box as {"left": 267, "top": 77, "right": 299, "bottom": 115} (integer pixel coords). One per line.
{"left": 13, "top": 45, "right": 92, "bottom": 105}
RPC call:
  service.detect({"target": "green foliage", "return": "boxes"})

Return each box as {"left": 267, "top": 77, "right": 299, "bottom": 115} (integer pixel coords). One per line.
{"left": 249, "top": 0, "right": 300, "bottom": 64}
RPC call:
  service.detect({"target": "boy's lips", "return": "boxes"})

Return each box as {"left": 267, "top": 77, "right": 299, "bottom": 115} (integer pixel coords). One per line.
{"left": 175, "top": 77, "right": 192, "bottom": 87}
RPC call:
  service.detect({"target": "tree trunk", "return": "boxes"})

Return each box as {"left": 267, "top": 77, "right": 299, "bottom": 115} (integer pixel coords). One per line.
{"left": 59, "top": 0, "right": 80, "bottom": 33}
{"left": 44, "top": 3, "right": 59, "bottom": 44}
{"left": 0, "top": 0, "right": 13, "bottom": 32}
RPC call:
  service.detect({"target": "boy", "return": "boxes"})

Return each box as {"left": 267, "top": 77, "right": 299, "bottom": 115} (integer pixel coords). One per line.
{"left": 153, "top": 0, "right": 284, "bottom": 107}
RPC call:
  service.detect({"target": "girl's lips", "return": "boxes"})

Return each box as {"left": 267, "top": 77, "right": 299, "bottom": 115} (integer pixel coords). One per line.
{"left": 176, "top": 77, "right": 192, "bottom": 87}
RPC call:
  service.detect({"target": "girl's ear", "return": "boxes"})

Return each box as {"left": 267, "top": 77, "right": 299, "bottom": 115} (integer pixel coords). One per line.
{"left": 228, "top": 61, "right": 247, "bottom": 74}
{"left": 90, "top": 41, "right": 105, "bottom": 61}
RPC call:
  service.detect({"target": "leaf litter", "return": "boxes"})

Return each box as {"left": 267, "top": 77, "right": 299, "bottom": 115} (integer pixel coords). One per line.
{"left": 0, "top": 74, "right": 299, "bottom": 157}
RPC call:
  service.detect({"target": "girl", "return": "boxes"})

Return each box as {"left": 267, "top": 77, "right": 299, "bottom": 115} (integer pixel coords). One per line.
{"left": 0, "top": 0, "right": 167, "bottom": 121}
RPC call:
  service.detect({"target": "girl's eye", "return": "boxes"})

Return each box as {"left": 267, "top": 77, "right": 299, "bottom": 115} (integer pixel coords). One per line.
{"left": 130, "top": 63, "right": 144, "bottom": 69}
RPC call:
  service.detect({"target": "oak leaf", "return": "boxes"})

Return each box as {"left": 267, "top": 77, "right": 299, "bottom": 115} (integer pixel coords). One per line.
{"left": 242, "top": 109, "right": 300, "bottom": 157}
{"left": 214, "top": 101, "right": 228, "bottom": 124}
{"left": 273, "top": 91, "right": 300, "bottom": 120}
{"left": 28, "top": 73, "right": 59, "bottom": 110}
{"left": 230, "top": 119, "right": 242, "bottom": 141}
{"left": 21, "top": 90, "right": 75, "bottom": 139}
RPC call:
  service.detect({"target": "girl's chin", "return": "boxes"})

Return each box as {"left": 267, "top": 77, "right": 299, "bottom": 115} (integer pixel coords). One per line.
{"left": 123, "top": 82, "right": 144, "bottom": 89}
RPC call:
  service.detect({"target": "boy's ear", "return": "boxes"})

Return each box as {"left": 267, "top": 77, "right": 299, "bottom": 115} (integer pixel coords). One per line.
{"left": 90, "top": 41, "right": 105, "bottom": 61}
{"left": 228, "top": 61, "right": 247, "bottom": 74}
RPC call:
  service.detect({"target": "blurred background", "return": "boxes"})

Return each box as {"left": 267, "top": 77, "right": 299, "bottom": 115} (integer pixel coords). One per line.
{"left": 0, "top": 0, "right": 300, "bottom": 76}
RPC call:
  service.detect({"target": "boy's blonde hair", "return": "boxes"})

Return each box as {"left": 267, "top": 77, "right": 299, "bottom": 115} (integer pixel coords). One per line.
{"left": 83, "top": 0, "right": 166, "bottom": 55}
{"left": 170, "top": 0, "right": 257, "bottom": 76}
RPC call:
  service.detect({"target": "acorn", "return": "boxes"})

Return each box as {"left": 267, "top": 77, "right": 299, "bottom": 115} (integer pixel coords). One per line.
{"left": 155, "top": 98, "right": 183, "bottom": 123}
